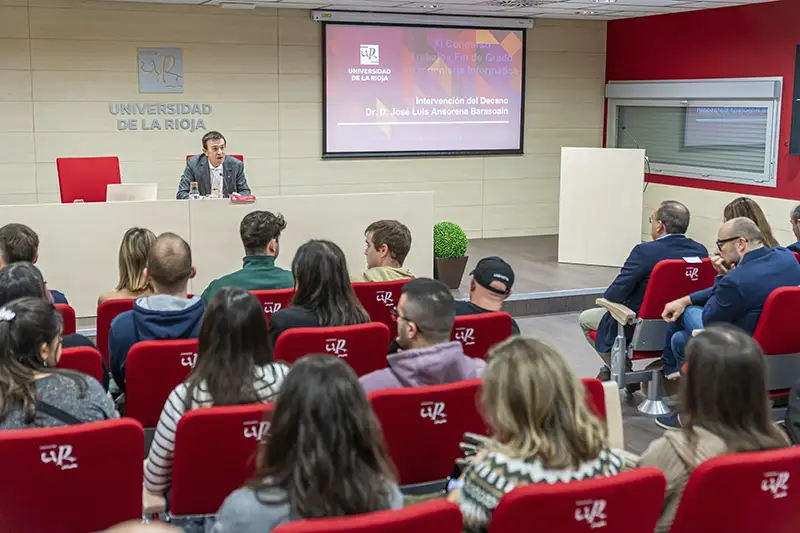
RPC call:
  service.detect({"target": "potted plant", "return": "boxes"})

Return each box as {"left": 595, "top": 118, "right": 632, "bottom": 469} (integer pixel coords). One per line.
{"left": 433, "top": 221, "right": 469, "bottom": 289}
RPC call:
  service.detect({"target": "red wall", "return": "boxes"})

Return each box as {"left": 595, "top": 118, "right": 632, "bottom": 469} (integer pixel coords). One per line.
{"left": 605, "top": 0, "right": 800, "bottom": 199}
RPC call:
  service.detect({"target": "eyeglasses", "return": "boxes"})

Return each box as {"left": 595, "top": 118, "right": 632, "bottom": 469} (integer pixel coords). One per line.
{"left": 649, "top": 215, "right": 653, "bottom": 223}
{"left": 390, "top": 308, "right": 423, "bottom": 333}
{"left": 716, "top": 236, "right": 745, "bottom": 250}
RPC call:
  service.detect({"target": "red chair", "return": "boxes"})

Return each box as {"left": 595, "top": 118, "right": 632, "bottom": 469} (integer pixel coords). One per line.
{"left": 186, "top": 154, "right": 244, "bottom": 162}
{"left": 272, "top": 500, "right": 462, "bottom": 533}
{"left": 170, "top": 403, "right": 273, "bottom": 517}
{"left": 96, "top": 298, "right": 136, "bottom": 369}
{"left": 56, "top": 156, "right": 121, "bottom": 203}
{"left": 58, "top": 346, "right": 104, "bottom": 383}
{"left": 489, "top": 468, "right": 666, "bottom": 533}
{"left": 451, "top": 312, "right": 513, "bottom": 359}
{"left": 582, "top": 377, "right": 607, "bottom": 423}
{"left": 352, "top": 280, "right": 410, "bottom": 338}
{"left": 274, "top": 323, "right": 391, "bottom": 377}
{"left": 595, "top": 258, "right": 716, "bottom": 415}
{"left": 752, "top": 286, "right": 800, "bottom": 399}
{"left": 125, "top": 339, "right": 198, "bottom": 427}
{"left": 670, "top": 447, "right": 800, "bottom": 533}
{"left": 251, "top": 288, "right": 295, "bottom": 328}
{"left": 55, "top": 303, "right": 76, "bottom": 335}
{"left": 0, "top": 418, "right": 143, "bottom": 533}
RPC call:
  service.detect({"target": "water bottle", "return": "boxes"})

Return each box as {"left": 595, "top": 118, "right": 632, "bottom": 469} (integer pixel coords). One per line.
{"left": 189, "top": 181, "right": 200, "bottom": 200}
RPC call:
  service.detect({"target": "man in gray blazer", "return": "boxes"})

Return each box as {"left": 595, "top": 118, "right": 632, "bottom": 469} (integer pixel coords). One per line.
{"left": 176, "top": 131, "right": 251, "bottom": 199}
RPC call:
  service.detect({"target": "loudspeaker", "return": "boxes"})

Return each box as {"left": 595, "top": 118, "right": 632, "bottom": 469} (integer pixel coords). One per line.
{"left": 790, "top": 44, "right": 800, "bottom": 155}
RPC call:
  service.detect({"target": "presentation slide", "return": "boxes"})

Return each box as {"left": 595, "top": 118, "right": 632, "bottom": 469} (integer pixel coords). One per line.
{"left": 323, "top": 23, "right": 525, "bottom": 157}
{"left": 684, "top": 107, "right": 768, "bottom": 147}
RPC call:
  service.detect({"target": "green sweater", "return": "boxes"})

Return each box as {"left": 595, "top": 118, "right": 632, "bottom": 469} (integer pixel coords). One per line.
{"left": 202, "top": 256, "right": 294, "bottom": 301}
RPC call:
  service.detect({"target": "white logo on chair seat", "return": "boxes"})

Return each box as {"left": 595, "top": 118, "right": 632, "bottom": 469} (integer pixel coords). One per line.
{"left": 454, "top": 327, "right": 476, "bottom": 346}
{"left": 263, "top": 302, "right": 282, "bottom": 314}
{"left": 762, "top": 472, "right": 789, "bottom": 499}
{"left": 685, "top": 267, "right": 699, "bottom": 281}
{"left": 243, "top": 420, "right": 270, "bottom": 440}
{"left": 180, "top": 352, "right": 198, "bottom": 367}
{"left": 575, "top": 499, "right": 607, "bottom": 529}
{"left": 375, "top": 291, "right": 394, "bottom": 307}
{"left": 40, "top": 444, "right": 78, "bottom": 470}
{"left": 325, "top": 338, "right": 348, "bottom": 357}
{"left": 420, "top": 401, "right": 447, "bottom": 424}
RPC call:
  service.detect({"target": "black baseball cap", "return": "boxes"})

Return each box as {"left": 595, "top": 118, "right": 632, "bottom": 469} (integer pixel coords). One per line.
{"left": 470, "top": 256, "right": 514, "bottom": 294}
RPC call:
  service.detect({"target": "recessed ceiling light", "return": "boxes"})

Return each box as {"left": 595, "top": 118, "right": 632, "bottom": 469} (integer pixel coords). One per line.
{"left": 590, "top": 0, "right": 617, "bottom": 3}
{"left": 576, "top": 9, "right": 599, "bottom": 14}
{"left": 421, "top": 4, "right": 438, "bottom": 7}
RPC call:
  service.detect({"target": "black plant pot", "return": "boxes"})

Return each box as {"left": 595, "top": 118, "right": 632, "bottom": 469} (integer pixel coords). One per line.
{"left": 434, "top": 256, "right": 469, "bottom": 289}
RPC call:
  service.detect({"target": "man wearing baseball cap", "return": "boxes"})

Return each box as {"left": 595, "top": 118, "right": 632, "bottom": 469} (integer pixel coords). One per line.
{"left": 457, "top": 256, "right": 520, "bottom": 335}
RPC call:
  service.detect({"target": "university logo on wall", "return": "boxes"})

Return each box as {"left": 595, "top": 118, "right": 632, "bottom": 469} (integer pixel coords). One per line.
{"left": 138, "top": 48, "right": 184, "bottom": 93}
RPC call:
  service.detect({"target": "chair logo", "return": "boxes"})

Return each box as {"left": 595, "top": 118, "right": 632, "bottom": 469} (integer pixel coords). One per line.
{"left": 360, "top": 45, "right": 379, "bottom": 65}
{"left": 420, "top": 401, "right": 447, "bottom": 424}
{"left": 243, "top": 420, "right": 270, "bottom": 440}
{"left": 325, "top": 338, "right": 348, "bottom": 357}
{"left": 180, "top": 352, "right": 198, "bottom": 367}
{"left": 685, "top": 267, "right": 699, "bottom": 281}
{"left": 762, "top": 471, "right": 789, "bottom": 499}
{"left": 454, "top": 327, "right": 476, "bottom": 346}
{"left": 375, "top": 291, "right": 394, "bottom": 307}
{"left": 40, "top": 444, "right": 78, "bottom": 470}
{"left": 263, "top": 302, "right": 282, "bottom": 314}
{"left": 574, "top": 499, "right": 607, "bottom": 529}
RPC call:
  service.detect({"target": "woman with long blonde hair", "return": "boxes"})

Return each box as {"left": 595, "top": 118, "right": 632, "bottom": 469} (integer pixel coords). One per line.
{"left": 98, "top": 227, "right": 156, "bottom": 305}
{"left": 449, "top": 336, "right": 622, "bottom": 533}
{"left": 723, "top": 197, "right": 779, "bottom": 247}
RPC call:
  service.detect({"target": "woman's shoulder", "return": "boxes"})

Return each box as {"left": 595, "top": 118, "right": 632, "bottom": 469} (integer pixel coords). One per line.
{"left": 271, "top": 306, "right": 318, "bottom": 326}
{"left": 215, "top": 485, "right": 292, "bottom": 533}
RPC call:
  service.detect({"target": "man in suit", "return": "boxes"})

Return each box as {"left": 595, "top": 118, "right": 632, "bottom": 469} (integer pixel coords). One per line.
{"left": 176, "top": 131, "right": 251, "bottom": 199}
{"left": 579, "top": 200, "right": 708, "bottom": 381}
{"left": 788, "top": 203, "right": 800, "bottom": 254}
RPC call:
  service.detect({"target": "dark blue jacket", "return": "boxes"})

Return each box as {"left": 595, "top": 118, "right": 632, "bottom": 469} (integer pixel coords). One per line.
{"left": 595, "top": 234, "right": 708, "bottom": 353}
{"left": 788, "top": 241, "right": 800, "bottom": 255}
{"left": 50, "top": 290, "right": 68, "bottom": 304}
{"left": 690, "top": 246, "right": 800, "bottom": 335}
{"left": 109, "top": 295, "right": 205, "bottom": 389}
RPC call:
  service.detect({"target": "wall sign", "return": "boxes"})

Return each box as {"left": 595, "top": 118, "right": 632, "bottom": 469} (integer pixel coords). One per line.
{"left": 138, "top": 48, "right": 184, "bottom": 94}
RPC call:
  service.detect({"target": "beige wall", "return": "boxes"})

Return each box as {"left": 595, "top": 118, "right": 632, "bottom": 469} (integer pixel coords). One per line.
{"left": 643, "top": 183, "right": 798, "bottom": 251}
{"left": 0, "top": 0, "right": 606, "bottom": 238}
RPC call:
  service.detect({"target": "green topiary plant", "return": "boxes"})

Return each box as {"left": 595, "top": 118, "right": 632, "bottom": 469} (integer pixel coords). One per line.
{"left": 434, "top": 221, "right": 468, "bottom": 258}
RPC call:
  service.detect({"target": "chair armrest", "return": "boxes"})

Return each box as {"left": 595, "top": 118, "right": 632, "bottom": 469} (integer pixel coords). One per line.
{"left": 142, "top": 488, "right": 166, "bottom": 515}
{"left": 602, "top": 381, "right": 624, "bottom": 451}
{"left": 596, "top": 298, "right": 636, "bottom": 326}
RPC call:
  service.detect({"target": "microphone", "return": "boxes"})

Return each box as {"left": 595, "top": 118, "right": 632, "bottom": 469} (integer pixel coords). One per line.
{"left": 620, "top": 126, "right": 651, "bottom": 192}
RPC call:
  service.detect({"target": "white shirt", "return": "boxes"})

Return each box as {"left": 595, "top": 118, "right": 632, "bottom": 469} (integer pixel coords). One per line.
{"left": 209, "top": 160, "right": 223, "bottom": 197}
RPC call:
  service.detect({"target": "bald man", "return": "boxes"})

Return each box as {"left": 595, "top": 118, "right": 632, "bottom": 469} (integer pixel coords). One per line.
{"left": 109, "top": 232, "right": 205, "bottom": 390}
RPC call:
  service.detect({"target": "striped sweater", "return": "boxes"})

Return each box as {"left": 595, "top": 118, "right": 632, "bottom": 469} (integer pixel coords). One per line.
{"left": 457, "top": 447, "right": 624, "bottom": 533}
{"left": 143, "top": 363, "right": 289, "bottom": 494}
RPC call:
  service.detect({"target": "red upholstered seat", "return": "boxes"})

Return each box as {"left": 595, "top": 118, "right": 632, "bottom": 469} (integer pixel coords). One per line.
{"left": 56, "top": 156, "right": 121, "bottom": 203}
{"left": 752, "top": 286, "right": 800, "bottom": 397}
{"left": 58, "top": 346, "right": 104, "bottom": 383}
{"left": 352, "top": 279, "right": 410, "bottom": 339}
{"left": 96, "top": 298, "right": 136, "bottom": 369}
{"left": 54, "top": 303, "right": 76, "bottom": 335}
{"left": 450, "top": 312, "right": 514, "bottom": 359}
{"left": 250, "top": 288, "right": 295, "bottom": 328}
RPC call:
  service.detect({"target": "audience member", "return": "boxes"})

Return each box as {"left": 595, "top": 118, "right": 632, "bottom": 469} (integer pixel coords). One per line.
{"left": 352, "top": 220, "right": 414, "bottom": 282}
{"left": 144, "top": 287, "right": 288, "bottom": 496}
{"left": 723, "top": 196, "right": 779, "bottom": 247}
{"left": 99, "top": 227, "right": 156, "bottom": 305}
{"left": 448, "top": 336, "right": 622, "bottom": 533}
{"left": 639, "top": 326, "right": 788, "bottom": 532}
{"left": 360, "top": 278, "right": 485, "bottom": 393}
{"left": 213, "top": 356, "right": 402, "bottom": 533}
{"left": 659, "top": 218, "right": 800, "bottom": 396}
{"left": 202, "top": 211, "right": 293, "bottom": 301}
{"left": 457, "top": 256, "right": 520, "bottom": 335}
{"left": 788, "top": 203, "right": 800, "bottom": 254}
{"left": 108, "top": 522, "right": 182, "bottom": 533}
{"left": 0, "top": 223, "right": 69, "bottom": 304}
{"left": 579, "top": 201, "right": 707, "bottom": 380}
{"left": 268, "top": 240, "right": 369, "bottom": 347}
{"left": 0, "top": 297, "right": 116, "bottom": 429}
{"left": 109, "top": 232, "right": 204, "bottom": 389}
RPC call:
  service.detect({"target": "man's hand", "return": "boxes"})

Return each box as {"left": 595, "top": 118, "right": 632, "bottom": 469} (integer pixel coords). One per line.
{"left": 662, "top": 296, "right": 690, "bottom": 323}
{"left": 710, "top": 254, "right": 731, "bottom": 276}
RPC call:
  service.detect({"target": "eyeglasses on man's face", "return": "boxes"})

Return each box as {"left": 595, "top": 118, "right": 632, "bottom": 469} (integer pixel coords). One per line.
{"left": 715, "top": 236, "right": 745, "bottom": 250}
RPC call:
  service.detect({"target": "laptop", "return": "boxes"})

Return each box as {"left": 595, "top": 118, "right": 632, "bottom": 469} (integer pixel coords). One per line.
{"left": 106, "top": 183, "right": 158, "bottom": 202}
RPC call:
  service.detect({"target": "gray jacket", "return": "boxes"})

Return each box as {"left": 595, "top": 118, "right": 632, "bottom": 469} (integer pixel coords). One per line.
{"left": 176, "top": 154, "right": 251, "bottom": 199}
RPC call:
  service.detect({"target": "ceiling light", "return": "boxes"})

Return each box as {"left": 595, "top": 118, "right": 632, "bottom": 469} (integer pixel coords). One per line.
{"left": 576, "top": 9, "right": 599, "bottom": 14}
{"left": 421, "top": 4, "right": 438, "bottom": 8}
{"left": 590, "top": 0, "right": 617, "bottom": 3}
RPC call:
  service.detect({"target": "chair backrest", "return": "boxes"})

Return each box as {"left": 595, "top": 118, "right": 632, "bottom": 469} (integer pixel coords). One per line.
{"left": 451, "top": 312, "right": 514, "bottom": 359}
{"left": 582, "top": 377, "right": 606, "bottom": 423}
{"left": 274, "top": 323, "right": 391, "bottom": 377}
{"left": 58, "top": 346, "right": 104, "bottom": 383}
{"left": 352, "top": 280, "right": 410, "bottom": 338}
{"left": 638, "top": 258, "right": 717, "bottom": 320}
{"left": 250, "top": 288, "right": 295, "bottom": 328}
{"left": 489, "top": 468, "right": 666, "bottom": 533}
{"left": 752, "top": 287, "right": 800, "bottom": 391}
{"left": 55, "top": 303, "right": 76, "bottom": 335}
{"left": 186, "top": 154, "right": 244, "bottom": 162}
{"left": 125, "top": 339, "right": 198, "bottom": 427}
{"left": 96, "top": 298, "right": 136, "bottom": 368}
{"left": 369, "top": 379, "right": 485, "bottom": 485}
{"left": 272, "top": 500, "right": 463, "bottom": 533}
{"left": 56, "top": 156, "right": 121, "bottom": 203}
{"left": 0, "top": 418, "right": 143, "bottom": 533}
{"left": 670, "top": 447, "right": 800, "bottom": 533}
{"left": 171, "top": 403, "right": 273, "bottom": 516}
